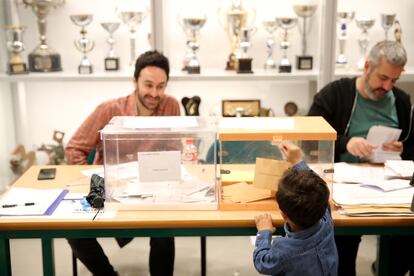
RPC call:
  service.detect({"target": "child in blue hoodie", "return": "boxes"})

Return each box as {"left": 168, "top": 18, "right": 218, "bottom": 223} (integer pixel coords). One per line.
{"left": 253, "top": 143, "right": 338, "bottom": 276}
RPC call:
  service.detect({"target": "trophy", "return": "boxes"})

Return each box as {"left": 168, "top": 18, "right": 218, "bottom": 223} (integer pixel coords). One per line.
{"left": 276, "top": 17, "right": 298, "bottom": 73}
{"left": 355, "top": 18, "right": 375, "bottom": 70}
{"left": 182, "top": 96, "right": 201, "bottom": 116}
{"left": 178, "top": 15, "right": 207, "bottom": 74}
{"left": 262, "top": 19, "right": 278, "bottom": 70}
{"left": 237, "top": 27, "right": 256, "bottom": 73}
{"left": 336, "top": 11, "right": 355, "bottom": 66}
{"left": 101, "top": 22, "right": 121, "bottom": 71}
{"left": 394, "top": 20, "right": 402, "bottom": 43}
{"left": 381, "top": 13, "right": 396, "bottom": 40}
{"left": 293, "top": 4, "right": 317, "bottom": 70}
{"left": 4, "top": 25, "right": 29, "bottom": 74}
{"left": 70, "top": 14, "right": 95, "bottom": 74}
{"left": 119, "top": 10, "right": 149, "bottom": 66}
{"left": 21, "top": 0, "right": 63, "bottom": 72}
{"left": 218, "top": 0, "right": 256, "bottom": 71}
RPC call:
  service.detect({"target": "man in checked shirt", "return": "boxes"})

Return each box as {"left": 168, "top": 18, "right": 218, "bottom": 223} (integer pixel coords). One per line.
{"left": 65, "top": 50, "right": 179, "bottom": 276}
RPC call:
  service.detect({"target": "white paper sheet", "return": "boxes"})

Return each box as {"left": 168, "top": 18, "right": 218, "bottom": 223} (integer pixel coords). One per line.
{"left": 366, "top": 125, "right": 402, "bottom": 163}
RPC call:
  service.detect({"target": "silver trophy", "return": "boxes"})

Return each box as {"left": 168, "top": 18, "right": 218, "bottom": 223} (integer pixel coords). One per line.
{"left": 237, "top": 27, "right": 256, "bottom": 73}
{"left": 21, "top": 0, "right": 64, "bottom": 72}
{"left": 218, "top": 0, "right": 256, "bottom": 71}
{"left": 4, "top": 25, "right": 29, "bottom": 74}
{"left": 381, "top": 13, "right": 396, "bottom": 40}
{"left": 70, "top": 14, "right": 95, "bottom": 74}
{"left": 355, "top": 18, "right": 375, "bottom": 70}
{"left": 293, "top": 4, "right": 317, "bottom": 70}
{"left": 119, "top": 10, "right": 149, "bottom": 66}
{"left": 101, "top": 22, "right": 121, "bottom": 71}
{"left": 276, "top": 17, "right": 298, "bottom": 73}
{"left": 178, "top": 15, "right": 207, "bottom": 74}
{"left": 262, "top": 19, "right": 278, "bottom": 70}
{"left": 336, "top": 11, "right": 355, "bottom": 66}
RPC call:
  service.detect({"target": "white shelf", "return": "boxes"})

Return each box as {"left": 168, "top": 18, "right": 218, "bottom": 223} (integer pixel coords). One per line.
{"left": 335, "top": 67, "right": 414, "bottom": 82}
{"left": 0, "top": 68, "right": 319, "bottom": 82}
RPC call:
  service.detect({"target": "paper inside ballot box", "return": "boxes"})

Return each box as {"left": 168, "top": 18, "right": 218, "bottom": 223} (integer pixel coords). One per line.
{"left": 253, "top": 158, "right": 291, "bottom": 191}
{"left": 222, "top": 182, "right": 273, "bottom": 203}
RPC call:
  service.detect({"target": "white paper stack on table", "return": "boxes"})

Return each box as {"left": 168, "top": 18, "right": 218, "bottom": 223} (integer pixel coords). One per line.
{"left": 332, "top": 162, "right": 414, "bottom": 216}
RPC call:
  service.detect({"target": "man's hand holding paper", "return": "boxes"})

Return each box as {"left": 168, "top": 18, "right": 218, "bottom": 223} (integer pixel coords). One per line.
{"left": 366, "top": 125, "right": 402, "bottom": 163}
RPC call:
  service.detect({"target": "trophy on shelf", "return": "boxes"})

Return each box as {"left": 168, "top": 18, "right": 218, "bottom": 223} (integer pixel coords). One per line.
{"left": 218, "top": 0, "right": 256, "bottom": 71}
{"left": 177, "top": 14, "right": 207, "bottom": 74}
{"left": 101, "top": 22, "right": 121, "bottom": 71}
{"left": 394, "top": 19, "right": 402, "bottom": 43}
{"left": 262, "top": 19, "right": 278, "bottom": 70}
{"left": 237, "top": 27, "right": 256, "bottom": 73}
{"left": 336, "top": 11, "right": 355, "bottom": 67}
{"left": 355, "top": 18, "right": 375, "bottom": 70}
{"left": 181, "top": 96, "right": 201, "bottom": 116}
{"left": 119, "top": 10, "right": 149, "bottom": 66}
{"left": 70, "top": 14, "right": 95, "bottom": 74}
{"left": 276, "top": 17, "right": 298, "bottom": 73}
{"left": 4, "top": 25, "right": 29, "bottom": 74}
{"left": 381, "top": 13, "right": 396, "bottom": 40}
{"left": 293, "top": 4, "right": 317, "bottom": 70}
{"left": 21, "top": 0, "right": 64, "bottom": 72}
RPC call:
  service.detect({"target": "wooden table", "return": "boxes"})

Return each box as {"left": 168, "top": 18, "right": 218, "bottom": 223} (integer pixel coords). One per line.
{"left": 0, "top": 165, "right": 413, "bottom": 276}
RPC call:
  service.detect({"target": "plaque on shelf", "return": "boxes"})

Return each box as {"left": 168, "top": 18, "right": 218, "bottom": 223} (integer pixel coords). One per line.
{"left": 222, "top": 100, "right": 260, "bottom": 117}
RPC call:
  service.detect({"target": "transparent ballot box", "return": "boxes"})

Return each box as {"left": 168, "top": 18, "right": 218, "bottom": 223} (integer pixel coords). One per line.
{"left": 101, "top": 116, "right": 218, "bottom": 210}
{"left": 217, "top": 116, "right": 336, "bottom": 210}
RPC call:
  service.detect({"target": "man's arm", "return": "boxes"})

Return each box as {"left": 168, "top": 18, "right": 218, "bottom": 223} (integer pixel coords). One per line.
{"left": 65, "top": 104, "right": 112, "bottom": 165}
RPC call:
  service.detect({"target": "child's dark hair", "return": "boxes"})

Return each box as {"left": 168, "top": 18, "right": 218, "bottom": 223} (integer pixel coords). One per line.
{"left": 276, "top": 169, "right": 329, "bottom": 229}
{"left": 134, "top": 50, "right": 170, "bottom": 81}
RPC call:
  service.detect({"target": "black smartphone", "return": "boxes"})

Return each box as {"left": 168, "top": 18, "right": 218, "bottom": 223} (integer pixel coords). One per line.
{"left": 37, "top": 168, "right": 56, "bottom": 180}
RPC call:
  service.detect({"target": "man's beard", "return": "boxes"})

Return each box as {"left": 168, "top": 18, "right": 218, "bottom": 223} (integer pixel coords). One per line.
{"left": 137, "top": 92, "right": 160, "bottom": 110}
{"left": 364, "top": 72, "right": 388, "bottom": 101}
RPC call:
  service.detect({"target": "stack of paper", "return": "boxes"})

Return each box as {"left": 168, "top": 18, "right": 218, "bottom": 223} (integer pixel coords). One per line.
{"left": 0, "top": 188, "right": 67, "bottom": 216}
{"left": 384, "top": 160, "right": 414, "bottom": 179}
{"left": 222, "top": 182, "right": 272, "bottom": 203}
{"left": 332, "top": 163, "right": 414, "bottom": 216}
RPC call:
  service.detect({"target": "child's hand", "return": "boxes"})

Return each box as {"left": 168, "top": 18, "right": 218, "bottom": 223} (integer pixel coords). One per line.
{"left": 255, "top": 214, "right": 276, "bottom": 233}
{"left": 280, "top": 143, "right": 302, "bottom": 165}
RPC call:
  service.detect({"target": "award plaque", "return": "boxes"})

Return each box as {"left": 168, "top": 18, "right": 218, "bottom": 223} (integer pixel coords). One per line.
{"left": 70, "top": 14, "right": 95, "bottom": 74}
{"left": 4, "top": 25, "right": 29, "bottom": 75}
{"left": 22, "top": 0, "right": 64, "bottom": 72}
{"left": 293, "top": 4, "right": 317, "bottom": 70}
{"left": 181, "top": 96, "right": 201, "bottom": 116}
{"left": 101, "top": 22, "right": 121, "bottom": 71}
{"left": 222, "top": 100, "right": 260, "bottom": 117}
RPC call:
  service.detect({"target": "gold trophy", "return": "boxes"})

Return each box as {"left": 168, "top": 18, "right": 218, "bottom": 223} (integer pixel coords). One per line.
{"left": 70, "top": 14, "right": 95, "bottom": 74}
{"left": 21, "top": 0, "right": 64, "bottom": 72}
{"left": 218, "top": 0, "right": 256, "bottom": 71}
{"left": 4, "top": 25, "right": 29, "bottom": 74}
{"left": 394, "top": 19, "right": 402, "bottom": 43}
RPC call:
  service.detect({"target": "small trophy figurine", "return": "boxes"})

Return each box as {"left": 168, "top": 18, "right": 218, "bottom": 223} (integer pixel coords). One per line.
{"left": 381, "top": 13, "right": 396, "bottom": 40}
{"left": 181, "top": 96, "right": 201, "bottom": 116}
{"left": 276, "top": 17, "right": 298, "bottom": 73}
{"left": 336, "top": 11, "right": 355, "bottom": 66}
{"left": 293, "top": 4, "right": 317, "bottom": 70}
{"left": 101, "top": 22, "right": 121, "bottom": 71}
{"left": 4, "top": 25, "right": 29, "bottom": 74}
{"left": 355, "top": 18, "right": 375, "bottom": 70}
{"left": 262, "top": 19, "right": 278, "bottom": 70}
{"left": 70, "top": 14, "right": 95, "bottom": 74}
{"left": 237, "top": 27, "right": 256, "bottom": 74}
